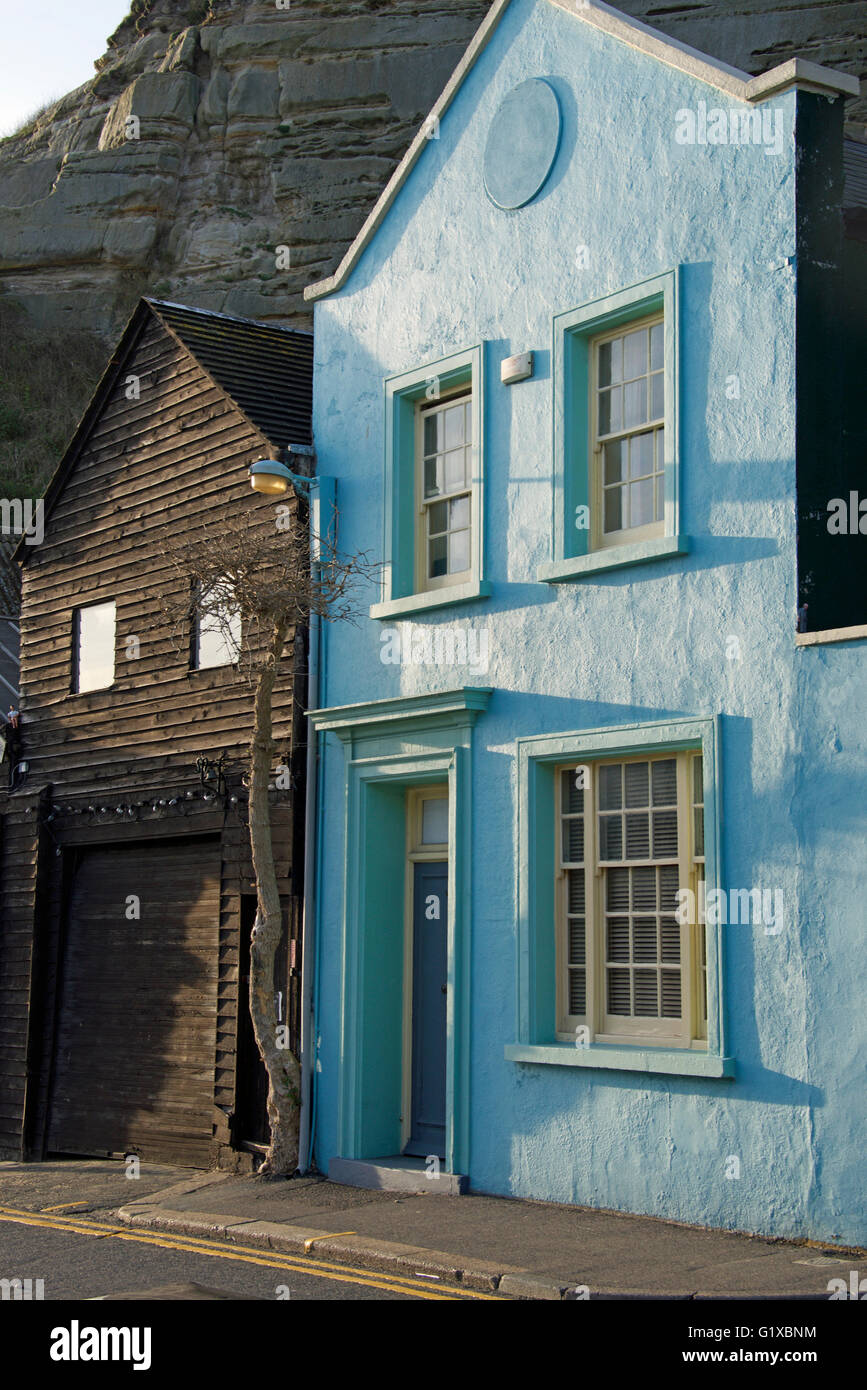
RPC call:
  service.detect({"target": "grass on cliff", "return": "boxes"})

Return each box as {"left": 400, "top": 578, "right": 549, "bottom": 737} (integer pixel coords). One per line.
{"left": 0, "top": 298, "right": 109, "bottom": 500}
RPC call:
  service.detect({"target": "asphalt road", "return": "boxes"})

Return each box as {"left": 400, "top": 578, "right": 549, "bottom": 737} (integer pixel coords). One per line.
{"left": 0, "top": 1217, "right": 430, "bottom": 1300}
{"left": 0, "top": 1161, "right": 493, "bottom": 1302}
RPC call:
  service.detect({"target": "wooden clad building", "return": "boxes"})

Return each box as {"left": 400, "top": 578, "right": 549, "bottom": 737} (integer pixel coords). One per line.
{"left": 0, "top": 299, "right": 312, "bottom": 1167}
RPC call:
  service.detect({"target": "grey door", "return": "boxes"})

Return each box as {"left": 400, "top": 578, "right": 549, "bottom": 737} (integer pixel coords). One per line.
{"left": 405, "top": 861, "right": 448, "bottom": 1158}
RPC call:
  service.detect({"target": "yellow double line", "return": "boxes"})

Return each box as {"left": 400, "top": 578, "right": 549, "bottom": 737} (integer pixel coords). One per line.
{"left": 0, "top": 1203, "right": 499, "bottom": 1301}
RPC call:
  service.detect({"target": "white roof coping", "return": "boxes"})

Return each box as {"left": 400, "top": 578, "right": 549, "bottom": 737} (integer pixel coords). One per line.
{"left": 305, "top": 0, "right": 861, "bottom": 304}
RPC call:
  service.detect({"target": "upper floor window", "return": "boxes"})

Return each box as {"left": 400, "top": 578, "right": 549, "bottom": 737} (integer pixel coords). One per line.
{"left": 541, "top": 270, "right": 685, "bottom": 583}
{"left": 371, "top": 344, "right": 490, "bottom": 620}
{"left": 593, "top": 315, "right": 665, "bottom": 547}
{"left": 72, "top": 601, "right": 116, "bottom": 693}
{"left": 417, "top": 390, "right": 473, "bottom": 592}
{"left": 192, "top": 583, "right": 241, "bottom": 670}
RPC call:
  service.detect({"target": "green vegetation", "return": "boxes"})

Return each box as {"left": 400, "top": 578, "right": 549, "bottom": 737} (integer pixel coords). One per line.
{"left": 0, "top": 298, "right": 108, "bottom": 499}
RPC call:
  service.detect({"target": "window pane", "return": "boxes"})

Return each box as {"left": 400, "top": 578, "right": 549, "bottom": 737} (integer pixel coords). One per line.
{"left": 76, "top": 602, "right": 116, "bottom": 692}
{"left": 692, "top": 755, "right": 704, "bottom": 803}
{"left": 428, "top": 500, "right": 448, "bottom": 535}
{"left": 197, "top": 600, "right": 241, "bottom": 670}
{"left": 449, "top": 495, "right": 470, "bottom": 529}
{"left": 694, "top": 807, "right": 705, "bottom": 858}
{"left": 599, "top": 385, "right": 621, "bottom": 435}
{"left": 562, "top": 816, "right": 584, "bottom": 864}
{"left": 652, "top": 809, "right": 678, "bottom": 858}
{"left": 660, "top": 918, "right": 680, "bottom": 964}
{"left": 624, "top": 378, "right": 646, "bottom": 429}
{"left": 444, "top": 402, "right": 466, "bottom": 449}
{"left": 661, "top": 971, "right": 682, "bottom": 1018}
{"left": 650, "top": 321, "right": 664, "bottom": 371}
{"left": 650, "top": 370, "right": 664, "bottom": 420}
{"left": 444, "top": 450, "right": 466, "bottom": 493}
{"left": 607, "top": 968, "right": 631, "bottom": 1014}
{"left": 630, "top": 432, "right": 654, "bottom": 479}
{"left": 655, "top": 474, "right": 664, "bottom": 522}
{"left": 607, "top": 919, "right": 630, "bottom": 962}
{"left": 625, "top": 812, "right": 650, "bottom": 859}
{"left": 625, "top": 761, "right": 649, "bottom": 809}
{"left": 659, "top": 865, "right": 680, "bottom": 912}
{"left": 562, "top": 769, "right": 584, "bottom": 815}
{"left": 633, "top": 919, "right": 657, "bottom": 962}
{"left": 629, "top": 478, "right": 654, "bottom": 528}
{"left": 603, "top": 486, "right": 622, "bottom": 533}
{"left": 428, "top": 534, "right": 447, "bottom": 577}
{"left": 569, "top": 917, "right": 585, "bottom": 966}
{"left": 424, "top": 456, "right": 441, "bottom": 498}
{"left": 604, "top": 440, "right": 624, "bottom": 485}
{"left": 623, "top": 328, "right": 647, "bottom": 379}
{"left": 567, "top": 869, "right": 585, "bottom": 913}
{"left": 599, "top": 814, "right": 622, "bottom": 860}
{"left": 423, "top": 412, "right": 440, "bottom": 455}
{"left": 449, "top": 529, "right": 469, "bottom": 573}
{"left": 606, "top": 867, "right": 629, "bottom": 911}
{"left": 569, "top": 969, "right": 586, "bottom": 1015}
{"left": 421, "top": 797, "right": 448, "bottom": 844}
{"left": 652, "top": 759, "right": 677, "bottom": 805}
{"left": 634, "top": 971, "right": 659, "bottom": 1016}
{"left": 599, "top": 764, "right": 622, "bottom": 810}
{"left": 632, "top": 865, "right": 656, "bottom": 909}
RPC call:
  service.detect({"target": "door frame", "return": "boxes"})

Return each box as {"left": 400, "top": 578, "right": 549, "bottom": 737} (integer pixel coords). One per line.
{"left": 309, "top": 687, "right": 491, "bottom": 1179}
{"left": 401, "top": 786, "right": 449, "bottom": 1153}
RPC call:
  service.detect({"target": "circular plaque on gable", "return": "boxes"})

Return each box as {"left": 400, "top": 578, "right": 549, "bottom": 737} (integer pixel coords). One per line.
{"left": 483, "top": 78, "right": 562, "bottom": 210}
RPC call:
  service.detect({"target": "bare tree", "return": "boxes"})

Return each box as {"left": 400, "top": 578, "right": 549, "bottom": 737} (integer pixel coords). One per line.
{"left": 156, "top": 494, "right": 376, "bottom": 1176}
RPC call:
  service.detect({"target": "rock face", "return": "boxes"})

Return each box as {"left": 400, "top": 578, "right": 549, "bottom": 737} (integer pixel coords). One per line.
{"left": 0, "top": 0, "right": 492, "bottom": 337}
{"left": 0, "top": 1, "right": 863, "bottom": 342}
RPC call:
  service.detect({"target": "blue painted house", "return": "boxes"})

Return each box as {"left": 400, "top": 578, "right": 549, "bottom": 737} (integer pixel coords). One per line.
{"left": 299, "top": 0, "right": 866, "bottom": 1245}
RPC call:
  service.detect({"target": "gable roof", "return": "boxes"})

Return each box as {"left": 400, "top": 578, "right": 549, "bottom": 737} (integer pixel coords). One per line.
{"left": 150, "top": 300, "right": 313, "bottom": 450}
{"left": 16, "top": 298, "right": 312, "bottom": 566}
{"left": 305, "top": 0, "right": 861, "bottom": 305}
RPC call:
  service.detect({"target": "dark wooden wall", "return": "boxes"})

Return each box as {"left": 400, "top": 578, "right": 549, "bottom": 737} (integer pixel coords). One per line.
{"left": 0, "top": 310, "right": 306, "bottom": 1162}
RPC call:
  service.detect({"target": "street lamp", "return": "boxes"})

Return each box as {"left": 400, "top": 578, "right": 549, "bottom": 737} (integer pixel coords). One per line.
{"left": 249, "top": 458, "right": 294, "bottom": 496}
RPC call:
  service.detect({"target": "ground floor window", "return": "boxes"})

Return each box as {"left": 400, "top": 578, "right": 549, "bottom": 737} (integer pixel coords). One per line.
{"left": 557, "top": 750, "right": 705, "bottom": 1047}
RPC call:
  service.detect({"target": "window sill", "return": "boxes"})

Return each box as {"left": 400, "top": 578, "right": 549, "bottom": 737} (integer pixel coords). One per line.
{"left": 370, "top": 580, "right": 492, "bottom": 621}
{"left": 505, "top": 1042, "right": 735, "bottom": 1079}
{"left": 538, "top": 535, "right": 689, "bottom": 584}
{"left": 795, "top": 624, "right": 867, "bottom": 647}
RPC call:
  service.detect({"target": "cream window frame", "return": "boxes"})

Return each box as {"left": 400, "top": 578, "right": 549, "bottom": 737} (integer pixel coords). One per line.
{"left": 554, "top": 750, "right": 706, "bottom": 1050}
{"left": 589, "top": 311, "right": 665, "bottom": 553}
{"left": 414, "top": 386, "right": 473, "bottom": 595}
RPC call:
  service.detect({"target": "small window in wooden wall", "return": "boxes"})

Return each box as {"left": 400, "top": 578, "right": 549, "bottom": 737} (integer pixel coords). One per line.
{"left": 71, "top": 601, "right": 116, "bottom": 693}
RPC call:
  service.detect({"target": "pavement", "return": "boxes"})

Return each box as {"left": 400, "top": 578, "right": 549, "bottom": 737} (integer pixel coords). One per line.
{"left": 114, "top": 1168, "right": 867, "bottom": 1300}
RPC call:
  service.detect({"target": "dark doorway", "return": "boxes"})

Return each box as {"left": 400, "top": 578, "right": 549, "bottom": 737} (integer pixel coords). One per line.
{"left": 234, "top": 896, "right": 271, "bottom": 1151}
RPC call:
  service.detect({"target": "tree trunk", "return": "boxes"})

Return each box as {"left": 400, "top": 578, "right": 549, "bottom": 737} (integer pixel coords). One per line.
{"left": 248, "top": 616, "right": 300, "bottom": 1176}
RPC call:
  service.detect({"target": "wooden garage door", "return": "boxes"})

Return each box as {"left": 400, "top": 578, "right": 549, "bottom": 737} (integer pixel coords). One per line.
{"left": 45, "top": 838, "right": 221, "bottom": 1165}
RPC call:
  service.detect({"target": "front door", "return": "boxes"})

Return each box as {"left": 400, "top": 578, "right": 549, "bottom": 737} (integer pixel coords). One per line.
{"left": 405, "top": 861, "right": 448, "bottom": 1158}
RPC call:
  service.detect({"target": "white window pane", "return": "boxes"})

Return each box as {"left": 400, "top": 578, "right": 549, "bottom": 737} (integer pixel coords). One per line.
{"left": 449, "top": 529, "right": 470, "bottom": 573}
{"left": 444, "top": 449, "right": 466, "bottom": 493}
{"left": 629, "top": 432, "right": 654, "bottom": 479}
{"left": 449, "top": 495, "right": 470, "bottom": 529}
{"left": 623, "top": 328, "right": 647, "bottom": 379}
{"left": 444, "top": 403, "right": 465, "bottom": 450}
{"left": 650, "top": 322, "right": 664, "bottom": 371}
{"left": 421, "top": 796, "right": 449, "bottom": 844}
{"left": 76, "top": 602, "right": 116, "bottom": 692}
{"left": 629, "top": 478, "right": 654, "bottom": 528}
{"left": 197, "top": 583, "right": 241, "bottom": 669}
{"left": 624, "top": 378, "right": 646, "bottom": 429}
{"left": 650, "top": 370, "right": 664, "bottom": 420}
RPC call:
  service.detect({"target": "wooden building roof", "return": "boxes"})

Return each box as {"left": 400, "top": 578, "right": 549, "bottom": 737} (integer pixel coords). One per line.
{"left": 18, "top": 298, "right": 312, "bottom": 565}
